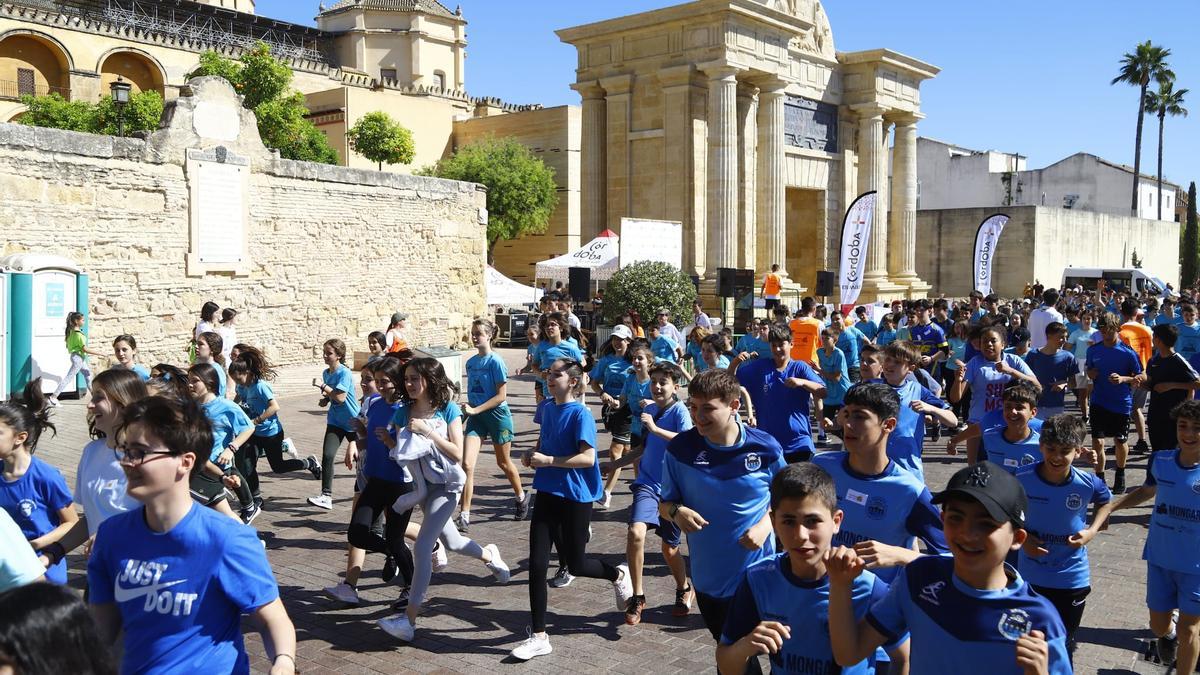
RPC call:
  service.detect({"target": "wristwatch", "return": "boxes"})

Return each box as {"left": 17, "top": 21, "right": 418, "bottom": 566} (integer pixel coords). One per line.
{"left": 668, "top": 503, "right": 681, "bottom": 519}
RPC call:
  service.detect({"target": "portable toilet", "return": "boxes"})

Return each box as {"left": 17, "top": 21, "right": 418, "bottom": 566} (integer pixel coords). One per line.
{"left": 0, "top": 254, "right": 89, "bottom": 399}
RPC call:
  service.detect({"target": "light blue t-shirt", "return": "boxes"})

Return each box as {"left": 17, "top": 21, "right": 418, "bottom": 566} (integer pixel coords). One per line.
{"left": 734, "top": 334, "right": 771, "bottom": 360}
{"left": 1016, "top": 463, "right": 1111, "bottom": 589}
{"left": 202, "top": 398, "right": 254, "bottom": 463}
{"left": 1023, "top": 350, "right": 1079, "bottom": 409}
{"left": 696, "top": 353, "right": 731, "bottom": 373}
{"left": 621, "top": 370, "right": 653, "bottom": 436}
{"left": 1177, "top": 322, "right": 1200, "bottom": 361}
{"left": 856, "top": 319, "right": 879, "bottom": 340}
{"left": 735, "top": 358, "right": 821, "bottom": 457}
{"left": 235, "top": 380, "right": 281, "bottom": 437}
{"left": 77, "top": 439, "right": 138, "bottom": 537}
{"left": 877, "top": 377, "right": 948, "bottom": 483}
{"left": 817, "top": 347, "right": 850, "bottom": 406}
{"left": 532, "top": 401, "right": 602, "bottom": 503}
{"left": 661, "top": 425, "right": 786, "bottom": 598}
{"left": 466, "top": 352, "right": 509, "bottom": 411}
{"left": 837, "top": 324, "right": 866, "bottom": 367}
{"left": 1085, "top": 341, "right": 1142, "bottom": 414}
{"left": 963, "top": 354, "right": 1036, "bottom": 423}
{"left": 651, "top": 335, "right": 680, "bottom": 363}
{"left": 87, "top": 503, "right": 280, "bottom": 675}
{"left": 945, "top": 337, "right": 968, "bottom": 372}
{"left": 1144, "top": 450, "right": 1200, "bottom": 573}
{"left": 534, "top": 340, "right": 585, "bottom": 396}
{"left": 634, "top": 400, "right": 692, "bottom": 492}
{"left": 129, "top": 364, "right": 151, "bottom": 381}
{"left": 0, "top": 457, "right": 72, "bottom": 584}
{"left": 323, "top": 364, "right": 361, "bottom": 432}
{"left": 590, "top": 354, "right": 631, "bottom": 396}
{"left": 1067, "top": 327, "right": 1097, "bottom": 362}
{"left": 0, "top": 509, "right": 44, "bottom": 592}
{"left": 982, "top": 427, "right": 1042, "bottom": 474}
{"left": 876, "top": 329, "right": 898, "bottom": 346}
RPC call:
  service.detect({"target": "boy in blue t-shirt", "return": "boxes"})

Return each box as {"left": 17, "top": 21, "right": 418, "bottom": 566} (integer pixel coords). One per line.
{"left": 1024, "top": 322, "right": 1079, "bottom": 420}
{"left": 1015, "top": 414, "right": 1111, "bottom": 660}
{"left": 816, "top": 330, "right": 850, "bottom": 443}
{"left": 1085, "top": 312, "right": 1143, "bottom": 493}
{"left": 827, "top": 461, "right": 1072, "bottom": 674}
{"left": 717, "top": 463, "right": 902, "bottom": 675}
{"left": 876, "top": 342, "right": 957, "bottom": 483}
{"left": 980, "top": 382, "right": 1043, "bottom": 473}
{"left": 649, "top": 322, "right": 682, "bottom": 363}
{"left": 659, "top": 369, "right": 787, "bottom": 646}
{"left": 1091, "top": 399, "right": 1200, "bottom": 672}
{"left": 734, "top": 320, "right": 772, "bottom": 361}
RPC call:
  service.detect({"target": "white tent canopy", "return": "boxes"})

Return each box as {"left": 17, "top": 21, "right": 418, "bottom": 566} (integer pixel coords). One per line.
{"left": 534, "top": 230, "right": 620, "bottom": 282}
{"left": 486, "top": 265, "right": 543, "bottom": 306}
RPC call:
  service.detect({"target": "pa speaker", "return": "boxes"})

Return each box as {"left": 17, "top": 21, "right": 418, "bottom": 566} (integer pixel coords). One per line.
{"left": 815, "top": 270, "right": 836, "bottom": 297}
{"left": 568, "top": 267, "right": 591, "bottom": 302}
{"left": 717, "top": 268, "right": 755, "bottom": 298}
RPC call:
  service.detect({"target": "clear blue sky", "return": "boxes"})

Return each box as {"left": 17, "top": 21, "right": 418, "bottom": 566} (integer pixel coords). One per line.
{"left": 259, "top": 1, "right": 1200, "bottom": 189}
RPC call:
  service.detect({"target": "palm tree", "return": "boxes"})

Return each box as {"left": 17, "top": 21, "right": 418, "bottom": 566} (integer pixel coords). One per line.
{"left": 1111, "top": 41, "right": 1174, "bottom": 217}
{"left": 1145, "top": 80, "right": 1188, "bottom": 221}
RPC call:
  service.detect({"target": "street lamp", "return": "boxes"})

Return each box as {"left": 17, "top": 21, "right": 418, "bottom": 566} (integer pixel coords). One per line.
{"left": 109, "top": 76, "right": 131, "bottom": 138}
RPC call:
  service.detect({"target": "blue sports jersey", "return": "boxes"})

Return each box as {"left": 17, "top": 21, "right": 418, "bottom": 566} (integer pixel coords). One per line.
{"left": 963, "top": 354, "right": 1036, "bottom": 423}
{"left": 867, "top": 555, "right": 1072, "bottom": 675}
{"left": 735, "top": 334, "right": 771, "bottom": 360}
{"left": 982, "top": 427, "right": 1042, "bottom": 475}
{"left": 1016, "top": 463, "right": 1111, "bottom": 589}
{"left": 235, "top": 380, "right": 281, "bottom": 437}
{"left": 533, "top": 401, "right": 602, "bottom": 503}
{"left": 621, "top": 370, "right": 653, "bottom": 436}
{"left": 466, "top": 352, "right": 509, "bottom": 410}
{"left": 87, "top": 503, "right": 280, "bottom": 675}
{"left": 634, "top": 400, "right": 692, "bottom": 492}
{"left": 1178, "top": 322, "right": 1200, "bottom": 361}
{"left": 590, "top": 354, "right": 631, "bottom": 396}
{"left": 363, "top": 397, "right": 408, "bottom": 484}
{"left": 735, "top": 358, "right": 821, "bottom": 456}
{"left": 1144, "top": 450, "right": 1200, "bottom": 573}
{"left": 878, "top": 377, "right": 948, "bottom": 483}
{"left": 837, "top": 325, "right": 866, "bottom": 367}
{"left": 817, "top": 347, "right": 850, "bottom": 406}
{"left": 721, "top": 554, "right": 893, "bottom": 674}
{"left": 651, "top": 335, "right": 680, "bottom": 363}
{"left": 909, "top": 322, "right": 949, "bottom": 358}
{"left": 202, "top": 398, "right": 254, "bottom": 463}
{"left": 812, "top": 452, "right": 947, "bottom": 583}
{"left": 1023, "top": 350, "right": 1079, "bottom": 409}
{"left": 1085, "top": 341, "right": 1142, "bottom": 415}
{"left": 323, "top": 364, "right": 361, "bottom": 432}
{"left": 0, "top": 457, "right": 72, "bottom": 584}
{"left": 661, "top": 425, "right": 786, "bottom": 598}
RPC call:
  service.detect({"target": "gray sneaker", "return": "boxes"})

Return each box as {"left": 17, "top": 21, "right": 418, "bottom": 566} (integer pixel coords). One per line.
{"left": 548, "top": 565, "right": 574, "bottom": 588}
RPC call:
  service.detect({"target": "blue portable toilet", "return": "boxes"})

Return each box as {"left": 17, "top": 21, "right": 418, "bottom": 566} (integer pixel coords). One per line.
{"left": 0, "top": 254, "right": 89, "bottom": 399}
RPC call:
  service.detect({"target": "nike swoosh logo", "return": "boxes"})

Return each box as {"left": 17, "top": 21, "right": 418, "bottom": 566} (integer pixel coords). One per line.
{"left": 113, "top": 579, "right": 186, "bottom": 603}
{"left": 1071, "top": 599, "right": 1086, "bottom": 606}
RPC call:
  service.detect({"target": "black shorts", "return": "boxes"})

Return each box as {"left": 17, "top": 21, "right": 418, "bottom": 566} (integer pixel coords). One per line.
{"left": 764, "top": 298, "right": 780, "bottom": 310}
{"left": 602, "top": 404, "right": 632, "bottom": 444}
{"left": 1090, "top": 406, "right": 1130, "bottom": 443}
{"left": 189, "top": 471, "right": 228, "bottom": 506}
{"left": 1148, "top": 417, "right": 1178, "bottom": 453}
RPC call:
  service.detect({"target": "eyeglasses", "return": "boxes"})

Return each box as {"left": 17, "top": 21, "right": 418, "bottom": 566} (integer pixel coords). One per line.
{"left": 114, "top": 445, "right": 175, "bottom": 465}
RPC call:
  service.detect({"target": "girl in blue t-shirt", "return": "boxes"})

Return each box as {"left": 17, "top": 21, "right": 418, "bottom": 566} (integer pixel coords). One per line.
{"left": 0, "top": 380, "right": 78, "bottom": 584}
{"left": 875, "top": 314, "right": 898, "bottom": 346}
{"left": 189, "top": 363, "right": 255, "bottom": 523}
{"left": 193, "top": 331, "right": 229, "bottom": 399}
{"left": 309, "top": 339, "right": 361, "bottom": 510}
{"left": 945, "top": 320, "right": 970, "bottom": 424}
{"left": 111, "top": 334, "right": 150, "bottom": 381}
{"left": 534, "top": 313, "right": 584, "bottom": 397}
{"left": 511, "top": 358, "right": 632, "bottom": 662}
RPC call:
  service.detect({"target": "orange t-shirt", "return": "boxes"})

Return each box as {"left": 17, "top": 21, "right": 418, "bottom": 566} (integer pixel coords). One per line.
{"left": 788, "top": 317, "right": 823, "bottom": 364}
{"left": 762, "top": 273, "right": 782, "bottom": 297}
{"left": 1119, "top": 322, "right": 1153, "bottom": 368}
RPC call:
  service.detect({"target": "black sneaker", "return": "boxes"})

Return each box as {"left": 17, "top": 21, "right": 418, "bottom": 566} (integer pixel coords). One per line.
{"left": 240, "top": 502, "right": 261, "bottom": 525}
{"left": 382, "top": 555, "right": 397, "bottom": 583}
{"left": 391, "top": 587, "right": 410, "bottom": 611}
{"left": 930, "top": 425, "right": 941, "bottom": 442}
{"left": 253, "top": 495, "right": 264, "bottom": 510}
{"left": 514, "top": 494, "right": 529, "bottom": 520}
{"left": 1156, "top": 635, "right": 1178, "bottom": 666}
{"left": 1133, "top": 439, "right": 1151, "bottom": 455}
{"left": 306, "top": 455, "right": 323, "bottom": 481}
{"left": 1113, "top": 468, "right": 1126, "bottom": 495}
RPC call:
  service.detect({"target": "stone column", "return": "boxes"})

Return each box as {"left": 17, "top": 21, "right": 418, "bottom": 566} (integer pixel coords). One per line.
{"left": 737, "top": 83, "right": 758, "bottom": 272}
{"left": 852, "top": 103, "right": 890, "bottom": 285}
{"left": 887, "top": 114, "right": 930, "bottom": 295}
{"left": 571, "top": 80, "right": 607, "bottom": 240}
{"left": 600, "top": 74, "right": 633, "bottom": 234}
{"left": 659, "top": 65, "right": 705, "bottom": 277}
{"left": 756, "top": 77, "right": 788, "bottom": 278}
{"left": 700, "top": 61, "right": 742, "bottom": 278}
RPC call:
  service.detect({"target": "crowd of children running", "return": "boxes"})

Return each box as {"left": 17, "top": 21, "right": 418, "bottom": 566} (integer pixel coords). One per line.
{"left": 3, "top": 280, "right": 1200, "bottom": 674}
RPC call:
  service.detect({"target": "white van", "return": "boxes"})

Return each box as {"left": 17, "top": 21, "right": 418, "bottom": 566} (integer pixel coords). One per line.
{"left": 1060, "top": 267, "right": 1167, "bottom": 296}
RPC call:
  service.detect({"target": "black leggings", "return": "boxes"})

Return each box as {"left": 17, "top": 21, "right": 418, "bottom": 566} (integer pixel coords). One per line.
{"left": 529, "top": 491, "right": 618, "bottom": 633}
{"left": 320, "top": 425, "right": 355, "bottom": 495}
{"left": 1032, "top": 585, "right": 1089, "bottom": 653}
{"left": 348, "top": 478, "right": 415, "bottom": 587}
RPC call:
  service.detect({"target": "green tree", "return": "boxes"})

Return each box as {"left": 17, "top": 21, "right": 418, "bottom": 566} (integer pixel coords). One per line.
{"left": 603, "top": 261, "right": 697, "bottom": 328}
{"left": 1112, "top": 41, "right": 1174, "bottom": 216}
{"left": 1145, "top": 80, "right": 1188, "bottom": 221}
{"left": 188, "top": 43, "right": 338, "bottom": 164}
{"left": 19, "top": 90, "right": 162, "bottom": 136}
{"left": 346, "top": 111, "right": 415, "bottom": 170}
{"left": 420, "top": 136, "right": 558, "bottom": 259}
{"left": 1184, "top": 182, "right": 1198, "bottom": 288}
{"left": 94, "top": 90, "right": 164, "bottom": 136}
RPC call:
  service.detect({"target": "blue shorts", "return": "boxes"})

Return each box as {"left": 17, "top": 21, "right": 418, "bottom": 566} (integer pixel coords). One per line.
{"left": 1146, "top": 562, "right": 1200, "bottom": 616}
{"left": 628, "top": 483, "right": 681, "bottom": 548}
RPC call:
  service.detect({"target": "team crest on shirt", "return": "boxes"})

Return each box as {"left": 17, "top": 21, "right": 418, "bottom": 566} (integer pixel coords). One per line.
{"left": 998, "top": 609, "right": 1032, "bottom": 640}
{"left": 744, "top": 453, "right": 762, "bottom": 472}
{"left": 1065, "top": 493, "right": 1084, "bottom": 510}
{"left": 866, "top": 496, "right": 888, "bottom": 520}
{"left": 1021, "top": 454, "right": 1037, "bottom": 466}
{"left": 17, "top": 499, "right": 35, "bottom": 518}
{"left": 1192, "top": 478, "right": 1200, "bottom": 495}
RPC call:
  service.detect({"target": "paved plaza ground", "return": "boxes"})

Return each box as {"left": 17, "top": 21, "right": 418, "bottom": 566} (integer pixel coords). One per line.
{"left": 37, "top": 348, "right": 1179, "bottom": 674}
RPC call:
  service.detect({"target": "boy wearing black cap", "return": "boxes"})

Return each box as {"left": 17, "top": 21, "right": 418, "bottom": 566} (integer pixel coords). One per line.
{"left": 827, "top": 461, "right": 1072, "bottom": 674}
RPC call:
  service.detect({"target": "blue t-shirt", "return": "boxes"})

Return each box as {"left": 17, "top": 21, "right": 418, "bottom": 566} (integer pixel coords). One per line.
{"left": 203, "top": 360, "right": 227, "bottom": 398}
{"left": 0, "top": 457, "right": 72, "bottom": 584}
{"left": 909, "top": 322, "right": 948, "bottom": 359}
{"left": 661, "top": 425, "right": 786, "bottom": 598}
{"left": 533, "top": 401, "right": 602, "bottom": 503}
{"left": 1177, "top": 322, "right": 1200, "bottom": 361}
{"left": 876, "top": 329, "right": 898, "bottom": 346}
{"left": 535, "top": 340, "right": 585, "bottom": 396}
{"left": 721, "top": 555, "right": 893, "bottom": 674}
{"left": 963, "top": 354, "right": 1036, "bottom": 423}
{"left": 856, "top": 319, "right": 879, "bottom": 340}
{"left": 130, "top": 364, "right": 151, "bottom": 381}
{"left": 878, "top": 378, "right": 948, "bottom": 483}
{"left": 817, "top": 347, "right": 850, "bottom": 406}
{"left": 1085, "top": 341, "right": 1142, "bottom": 414}
{"left": 1144, "top": 450, "right": 1200, "bottom": 573}
{"left": 589, "top": 354, "right": 631, "bottom": 396}
{"left": 686, "top": 341, "right": 704, "bottom": 366}
{"left": 390, "top": 400, "right": 462, "bottom": 429}
{"left": 621, "top": 370, "right": 653, "bottom": 436}
{"left": 696, "top": 353, "right": 731, "bottom": 373}
{"left": 323, "top": 365, "right": 361, "bottom": 432}
{"left": 466, "top": 352, "right": 509, "bottom": 411}
{"left": 734, "top": 334, "right": 771, "bottom": 360}
{"left": 837, "top": 325, "right": 866, "bottom": 367}
{"left": 867, "top": 555, "right": 1072, "bottom": 675}
{"left": 634, "top": 400, "right": 692, "bottom": 493}
{"left": 1016, "top": 464, "right": 1111, "bottom": 589}
{"left": 736, "top": 358, "right": 821, "bottom": 456}
{"left": 87, "top": 503, "right": 280, "bottom": 675}
{"left": 235, "top": 380, "right": 281, "bottom": 437}
{"left": 1023, "top": 350, "right": 1079, "bottom": 409}
{"left": 363, "top": 397, "right": 408, "bottom": 484}
{"left": 202, "top": 398, "right": 254, "bottom": 463}
{"left": 651, "top": 335, "right": 680, "bottom": 363}
{"left": 812, "top": 452, "right": 947, "bottom": 583}
{"left": 982, "top": 427, "right": 1042, "bottom": 474}
{"left": 946, "top": 337, "right": 968, "bottom": 372}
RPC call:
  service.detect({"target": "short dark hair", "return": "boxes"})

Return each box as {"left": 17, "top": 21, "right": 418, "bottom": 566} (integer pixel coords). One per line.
{"left": 1002, "top": 381, "right": 1042, "bottom": 407}
{"left": 914, "top": 298, "right": 932, "bottom": 311}
{"left": 0, "top": 582, "right": 116, "bottom": 675}
{"left": 688, "top": 369, "right": 741, "bottom": 403}
{"left": 648, "top": 361, "right": 685, "bottom": 383}
{"left": 1040, "top": 414, "right": 1087, "bottom": 448}
{"left": 800, "top": 297, "right": 816, "bottom": 313}
{"left": 767, "top": 323, "right": 792, "bottom": 345}
{"left": 1045, "top": 321, "right": 1067, "bottom": 337}
{"left": 843, "top": 382, "right": 901, "bottom": 420}
{"left": 1153, "top": 323, "right": 1179, "bottom": 348}
{"left": 1120, "top": 299, "right": 1139, "bottom": 319}
{"left": 770, "top": 462, "right": 838, "bottom": 512}
{"left": 1042, "top": 288, "right": 1059, "bottom": 305}
{"left": 1172, "top": 399, "right": 1200, "bottom": 423}
{"left": 116, "top": 396, "right": 212, "bottom": 474}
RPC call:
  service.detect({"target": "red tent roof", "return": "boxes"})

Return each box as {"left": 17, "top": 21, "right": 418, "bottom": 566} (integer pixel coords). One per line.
{"left": 598, "top": 228, "right": 618, "bottom": 238}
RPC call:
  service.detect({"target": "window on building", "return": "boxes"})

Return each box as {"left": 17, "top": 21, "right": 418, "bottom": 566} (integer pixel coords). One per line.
{"left": 433, "top": 71, "right": 446, "bottom": 90}
{"left": 16, "top": 68, "right": 35, "bottom": 97}
{"left": 380, "top": 68, "right": 397, "bottom": 82}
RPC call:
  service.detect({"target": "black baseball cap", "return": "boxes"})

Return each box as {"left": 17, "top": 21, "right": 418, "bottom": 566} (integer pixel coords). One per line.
{"left": 932, "top": 462, "right": 1027, "bottom": 528}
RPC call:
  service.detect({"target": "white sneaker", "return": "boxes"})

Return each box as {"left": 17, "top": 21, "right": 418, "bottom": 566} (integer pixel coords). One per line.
{"left": 612, "top": 564, "right": 634, "bottom": 612}
{"left": 377, "top": 613, "right": 415, "bottom": 642}
{"left": 510, "top": 629, "right": 552, "bottom": 661}
{"left": 548, "top": 565, "right": 574, "bottom": 588}
{"left": 307, "top": 494, "right": 333, "bottom": 510}
{"left": 483, "top": 544, "right": 511, "bottom": 583}
{"left": 431, "top": 541, "right": 449, "bottom": 572}
{"left": 595, "top": 490, "right": 612, "bottom": 510}
{"left": 323, "top": 583, "right": 360, "bottom": 605}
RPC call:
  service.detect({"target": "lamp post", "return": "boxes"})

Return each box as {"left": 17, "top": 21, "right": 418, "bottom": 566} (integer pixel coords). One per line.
{"left": 109, "top": 76, "right": 131, "bottom": 138}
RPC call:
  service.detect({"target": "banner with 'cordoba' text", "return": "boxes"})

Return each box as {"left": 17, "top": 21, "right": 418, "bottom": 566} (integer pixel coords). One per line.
{"left": 837, "top": 191, "right": 877, "bottom": 306}
{"left": 973, "top": 213, "right": 1009, "bottom": 296}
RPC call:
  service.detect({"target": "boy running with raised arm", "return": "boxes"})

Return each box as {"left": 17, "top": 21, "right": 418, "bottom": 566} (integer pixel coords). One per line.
{"left": 876, "top": 342, "right": 957, "bottom": 483}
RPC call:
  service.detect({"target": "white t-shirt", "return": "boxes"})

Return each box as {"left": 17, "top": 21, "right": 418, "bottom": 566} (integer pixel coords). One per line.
{"left": 0, "top": 508, "right": 44, "bottom": 591}
{"left": 194, "top": 320, "right": 216, "bottom": 340}
{"left": 76, "top": 438, "right": 138, "bottom": 536}
{"left": 217, "top": 325, "right": 236, "bottom": 362}
{"left": 1027, "top": 305, "right": 1064, "bottom": 351}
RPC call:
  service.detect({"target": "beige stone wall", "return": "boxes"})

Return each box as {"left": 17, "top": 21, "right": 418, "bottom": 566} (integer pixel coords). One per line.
{"left": 0, "top": 119, "right": 486, "bottom": 368}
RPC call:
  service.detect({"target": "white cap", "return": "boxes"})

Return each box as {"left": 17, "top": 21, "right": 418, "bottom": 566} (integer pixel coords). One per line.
{"left": 611, "top": 324, "right": 634, "bottom": 341}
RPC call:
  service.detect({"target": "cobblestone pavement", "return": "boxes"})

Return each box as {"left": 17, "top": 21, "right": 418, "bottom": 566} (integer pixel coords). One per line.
{"left": 37, "top": 349, "right": 1174, "bottom": 674}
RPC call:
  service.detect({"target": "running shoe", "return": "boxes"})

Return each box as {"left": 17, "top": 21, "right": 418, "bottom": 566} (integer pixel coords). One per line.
{"left": 1113, "top": 468, "right": 1126, "bottom": 495}
{"left": 432, "top": 541, "right": 449, "bottom": 572}
{"left": 455, "top": 511, "right": 470, "bottom": 534}
{"left": 1157, "top": 635, "right": 1178, "bottom": 666}
{"left": 392, "top": 587, "right": 410, "bottom": 611}
{"left": 377, "top": 614, "right": 415, "bottom": 642}
{"left": 673, "top": 584, "right": 695, "bottom": 617}
{"left": 483, "top": 544, "right": 511, "bottom": 583}
{"left": 510, "top": 629, "right": 552, "bottom": 661}
{"left": 382, "top": 555, "right": 397, "bottom": 583}
{"left": 514, "top": 493, "right": 529, "bottom": 520}
{"left": 624, "top": 595, "right": 646, "bottom": 625}
{"left": 612, "top": 564, "right": 634, "bottom": 612}
{"left": 307, "top": 494, "right": 333, "bottom": 510}
{"left": 323, "top": 583, "right": 360, "bottom": 606}
{"left": 548, "top": 566, "right": 574, "bottom": 588}
{"left": 306, "top": 456, "right": 322, "bottom": 481}
{"left": 595, "top": 491, "right": 612, "bottom": 510}
{"left": 1133, "top": 439, "right": 1151, "bottom": 455}
{"left": 239, "top": 502, "right": 261, "bottom": 525}
{"left": 253, "top": 495, "right": 264, "bottom": 510}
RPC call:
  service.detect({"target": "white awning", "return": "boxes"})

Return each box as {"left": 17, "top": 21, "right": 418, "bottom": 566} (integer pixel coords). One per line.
{"left": 534, "top": 230, "right": 619, "bottom": 282}
{"left": 486, "top": 265, "right": 543, "bottom": 306}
